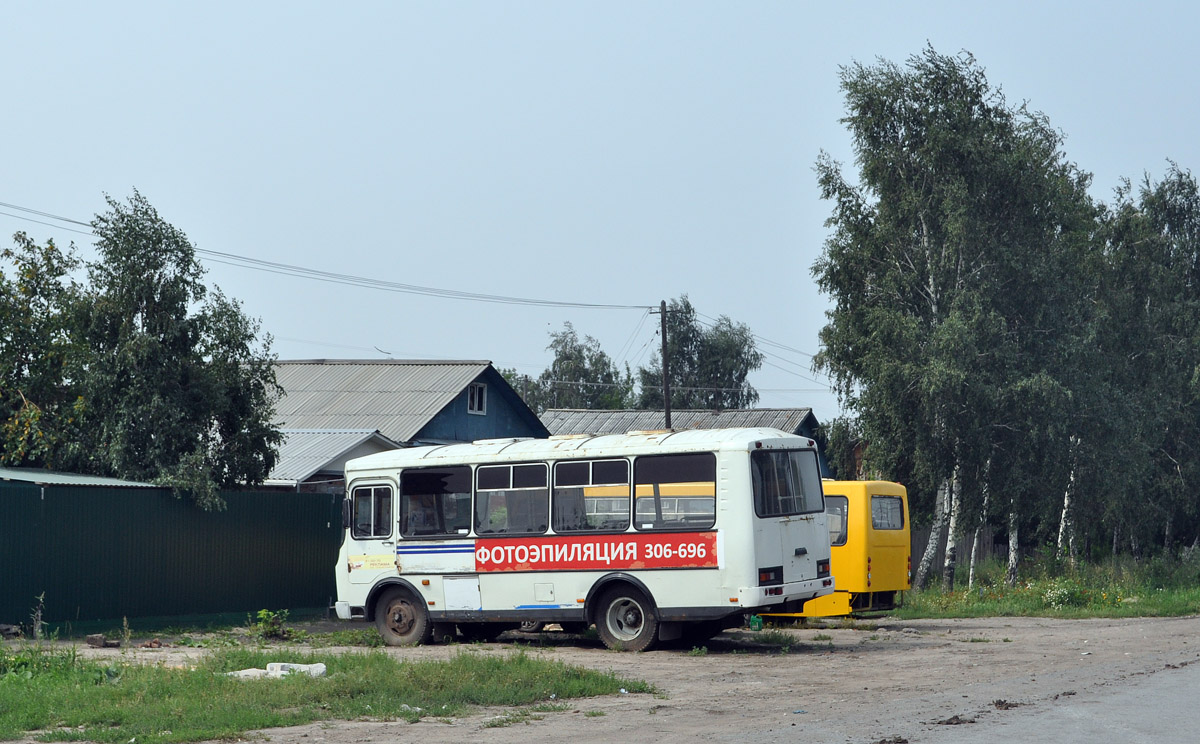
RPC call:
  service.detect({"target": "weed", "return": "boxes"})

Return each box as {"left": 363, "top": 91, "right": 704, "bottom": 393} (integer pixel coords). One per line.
{"left": 585, "top": 710, "right": 606, "bottom": 717}
{"left": 28, "top": 593, "right": 46, "bottom": 642}
{"left": 248, "top": 608, "right": 292, "bottom": 641}
{"left": 121, "top": 616, "right": 132, "bottom": 651}
{"left": 813, "top": 633, "right": 832, "bottom": 641}
{"left": 687, "top": 645, "right": 708, "bottom": 656}
{"left": 755, "top": 629, "right": 794, "bottom": 647}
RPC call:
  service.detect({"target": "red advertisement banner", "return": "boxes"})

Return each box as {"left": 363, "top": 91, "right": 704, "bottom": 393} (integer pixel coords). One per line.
{"left": 473, "top": 531, "right": 717, "bottom": 572}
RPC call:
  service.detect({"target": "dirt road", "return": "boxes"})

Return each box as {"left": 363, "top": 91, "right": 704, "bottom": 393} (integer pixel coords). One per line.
{"left": 69, "top": 615, "right": 1200, "bottom": 744}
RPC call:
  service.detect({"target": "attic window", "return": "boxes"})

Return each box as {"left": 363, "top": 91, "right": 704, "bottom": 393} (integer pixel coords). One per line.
{"left": 468, "top": 382, "right": 487, "bottom": 415}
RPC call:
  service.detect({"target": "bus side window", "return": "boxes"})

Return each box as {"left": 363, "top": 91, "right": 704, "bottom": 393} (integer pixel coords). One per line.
{"left": 351, "top": 485, "right": 392, "bottom": 539}
{"left": 552, "top": 459, "right": 630, "bottom": 533}
{"left": 633, "top": 453, "right": 716, "bottom": 531}
{"left": 475, "top": 463, "right": 549, "bottom": 536}
{"left": 825, "top": 495, "right": 848, "bottom": 546}
{"left": 399, "top": 466, "right": 471, "bottom": 538}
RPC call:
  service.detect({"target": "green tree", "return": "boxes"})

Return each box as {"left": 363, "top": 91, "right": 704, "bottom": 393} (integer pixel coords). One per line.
{"left": 1091, "top": 164, "right": 1200, "bottom": 555}
{"left": 62, "top": 191, "right": 282, "bottom": 509}
{"left": 0, "top": 233, "right": 83, "bottom": 466}
{"left": 505, "top": 322, "right": 634, "bottom": 414}
{"left": 637, "top": 296, "right": 763, "bottom": 410}
{"left": 813, "top": 47, "right": 1097, "bottom": 587}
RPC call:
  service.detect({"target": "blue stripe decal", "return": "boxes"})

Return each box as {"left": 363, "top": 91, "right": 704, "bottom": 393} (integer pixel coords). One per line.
{"left": 515, "top": 604, "right": 569, "bottom": 609}
{"left": 396, "top": 544, "right": 476, "bottom": 555}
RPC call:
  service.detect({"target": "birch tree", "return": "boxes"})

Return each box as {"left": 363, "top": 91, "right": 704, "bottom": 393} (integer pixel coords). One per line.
{"left": 814, "top": 46, "right": 1096, "bottom": 585}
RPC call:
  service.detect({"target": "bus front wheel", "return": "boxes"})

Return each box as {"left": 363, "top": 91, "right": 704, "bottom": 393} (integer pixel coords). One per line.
{"left": 595, "top": 586, "right": 659, "bottom": 652}
{"left": 375, "top": 588, "right": 431, "bottom": 646}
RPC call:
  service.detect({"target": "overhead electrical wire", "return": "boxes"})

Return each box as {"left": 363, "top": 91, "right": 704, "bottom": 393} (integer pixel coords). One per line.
{"left": 0, "top": 200, "right": 652, "bottom": 311}
{"left": 1, "top": 198, "right": 835, "bottom": 396}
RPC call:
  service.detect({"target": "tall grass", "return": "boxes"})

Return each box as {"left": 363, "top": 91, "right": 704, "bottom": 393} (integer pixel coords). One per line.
{"left": 896, "top": 552, "right": 1200, "bottom": 619}
{"left": 0, "top": 646, "right": 653, "bottom": 743}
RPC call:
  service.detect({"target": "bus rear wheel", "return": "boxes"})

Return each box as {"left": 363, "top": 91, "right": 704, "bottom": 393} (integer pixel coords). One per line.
{"left": 375, "top": 588, "right": 431, "bottom": 646}
{"left": 595, "top": 586, "right": 659, "bottom": 652}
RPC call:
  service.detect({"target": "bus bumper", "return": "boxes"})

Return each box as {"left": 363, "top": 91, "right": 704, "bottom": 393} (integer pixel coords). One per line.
{"left": 739, "top": 576, "right": 834, "bottom": 610}
{"left": 334, "top": 601, "right": 353, "bottom": 620}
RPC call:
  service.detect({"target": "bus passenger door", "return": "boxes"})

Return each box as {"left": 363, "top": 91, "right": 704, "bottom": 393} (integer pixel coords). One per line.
{"left": 345, "top": 484, "right": 397, "bottom": 585}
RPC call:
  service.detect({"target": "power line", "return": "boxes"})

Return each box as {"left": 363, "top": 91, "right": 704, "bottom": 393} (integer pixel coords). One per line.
{"left": 2, "top": 198, "right": 839, "bottom": 399}
{"left": 0, "top": 199, "right": 654, "bottom": 311}
{"left": 693, "top": 311, "right": 831, "bottom": 386}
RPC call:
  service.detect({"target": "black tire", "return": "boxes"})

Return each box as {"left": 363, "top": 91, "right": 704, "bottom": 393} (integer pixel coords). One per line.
{"left": 374, "top": 588, "right": 432, "bottom": 646}
{"left": 518, "top": 620, "right": 545, "bottom": 633}
{"left": 594, "top": 586, "right": 659, "bottom": 652}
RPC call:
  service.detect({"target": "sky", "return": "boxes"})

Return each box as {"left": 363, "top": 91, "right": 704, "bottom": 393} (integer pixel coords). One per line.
{"left": 4, "top": 1, "right": 1198, "bottom": 422}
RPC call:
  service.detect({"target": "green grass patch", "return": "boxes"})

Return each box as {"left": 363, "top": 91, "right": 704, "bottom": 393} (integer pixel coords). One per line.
{"left": 0, "top": 645, "right": 652, "bottom": 743}
{"left": 895, "top": 554, "right": 1200, "bottom": 619}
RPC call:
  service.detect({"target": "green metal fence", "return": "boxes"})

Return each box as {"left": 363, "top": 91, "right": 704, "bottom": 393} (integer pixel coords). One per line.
{"left": 0, "top": 482, "right": 342, "bottom": 626}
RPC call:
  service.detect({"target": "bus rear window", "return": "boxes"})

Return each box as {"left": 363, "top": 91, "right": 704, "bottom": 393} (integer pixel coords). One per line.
{"left": 633, "top": 453, "right": 716, "bottom": 531}
{"left": 751, "top": 449, "right": 824, "bottom": 517}
{"left": 871, "top": 495, "right": 905, "bottom": 530}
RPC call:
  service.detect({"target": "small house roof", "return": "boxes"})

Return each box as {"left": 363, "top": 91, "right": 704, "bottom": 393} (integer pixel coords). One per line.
{"left": 540, "top": 408, "right": 817, "bottom": 436}
{"left": 265, "top": 429, "right": 401, "bottom": 485}
{"left": 0, "top": 467, "right": 159, "bottom": 488}
{"left": 273, "top": 359, "right": 492, "bottom": 443}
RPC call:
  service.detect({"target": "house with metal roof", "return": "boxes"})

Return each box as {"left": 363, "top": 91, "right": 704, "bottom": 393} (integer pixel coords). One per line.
{"left": 540, "top": 407, "right": 832, "bottom": 477}
{"left": 267, "top": 360, "right": 549, "bottom": 491}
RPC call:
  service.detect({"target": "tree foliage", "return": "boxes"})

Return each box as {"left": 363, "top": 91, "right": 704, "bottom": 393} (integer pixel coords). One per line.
{"left": 1, "top": 191, "right": 281, "bottom": 509}
{"left": 0, "top": 234, "right": 83, "bottom": 466}
{"left": 814, "top": 46, "right": 1099, "bottom": 582}
{"left": 504, "top": 322, "right": 634, "bottom": 414}
{"left": 637, "top": 295, "right": 764, "bottom": 410}
{"left": 817, "top": 45, "right": 1200, "bottom": 573}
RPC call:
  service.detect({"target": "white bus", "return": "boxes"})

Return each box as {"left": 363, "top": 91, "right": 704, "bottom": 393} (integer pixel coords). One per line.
{"left": 334, "top": 427, "right": 833, "bottom": 651}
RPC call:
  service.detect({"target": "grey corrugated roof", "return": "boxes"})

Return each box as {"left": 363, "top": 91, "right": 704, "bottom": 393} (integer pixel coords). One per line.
{"left": 540, "top": 408, "right": 815, "bottom": 436}
{"left": 0, "top": 467, "right": 159, "bottom": 488}
{"left": 266, "top": 429, "right": 402, "bottom": 484}
{"left": 273, "top": 359, "right": 491, "bottom": 443}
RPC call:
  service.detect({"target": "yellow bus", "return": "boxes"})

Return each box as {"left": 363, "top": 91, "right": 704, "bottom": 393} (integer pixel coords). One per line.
{"left": 765, "top": 480, "right": 910, "bottom": 618}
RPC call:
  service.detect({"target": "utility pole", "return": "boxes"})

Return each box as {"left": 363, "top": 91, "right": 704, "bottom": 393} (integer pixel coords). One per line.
{"left": 658, "top": 300, "right": 671, "bottom": 428}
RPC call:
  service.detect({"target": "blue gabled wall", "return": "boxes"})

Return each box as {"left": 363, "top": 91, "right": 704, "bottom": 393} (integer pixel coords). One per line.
{"left": 413, "top": 367, "right": 549, "bottom": 443}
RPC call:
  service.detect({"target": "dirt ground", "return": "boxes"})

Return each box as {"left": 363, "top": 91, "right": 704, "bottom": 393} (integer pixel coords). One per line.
{"left": 46, "top": 614, "right": 1200, "bottom": 744}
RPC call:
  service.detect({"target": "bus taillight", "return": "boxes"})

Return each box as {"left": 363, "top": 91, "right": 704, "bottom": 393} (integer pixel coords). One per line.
{"left": 817, "top": 559, "right": 830, "bottom": 578}
{"left": 758, "top": 566, "right": 783, "bottom": 586}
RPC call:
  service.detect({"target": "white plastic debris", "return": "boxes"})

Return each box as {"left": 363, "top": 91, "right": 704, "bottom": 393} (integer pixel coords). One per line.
{"left": 225, "top": 668, "right": 270, "bottom": 679}
{"left": 266, "top": 662, "right": 327, "bottom": 677}
{"left": 225, "top": 662, "right": 327, "bottom": 679}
